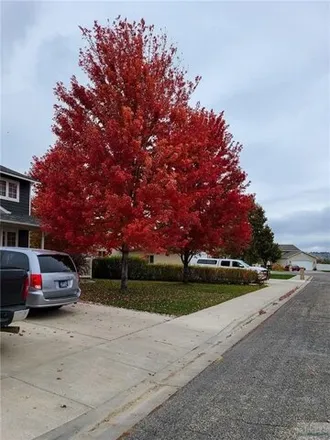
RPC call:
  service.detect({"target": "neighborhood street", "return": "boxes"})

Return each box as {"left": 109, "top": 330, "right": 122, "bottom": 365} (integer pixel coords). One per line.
{"left": 1, "top": 276, "right": 307, "bottom": 440}
{"left": 124, "top": 273, "right": 330, "bottom": 440}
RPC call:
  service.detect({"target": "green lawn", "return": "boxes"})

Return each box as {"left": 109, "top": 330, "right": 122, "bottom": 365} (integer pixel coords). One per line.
{"left": 80, "top": 279, "right": 263, "bottom": 316}
{"left": 269, "top": 273, "right": 296, "bottom": 280}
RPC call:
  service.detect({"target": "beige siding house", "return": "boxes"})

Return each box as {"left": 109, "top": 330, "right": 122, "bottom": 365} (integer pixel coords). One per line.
{"left": 277, "top": 244, "right": 317, "bottom": 270}
{"left": 98, "top": 250, "right": 211, "bottom": 265}
{"left": 109, "top": 249, "right": 182, "bottom": 265}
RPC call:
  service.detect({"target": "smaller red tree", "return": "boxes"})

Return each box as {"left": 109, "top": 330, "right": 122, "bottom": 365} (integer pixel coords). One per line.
{"left": 159, "top": 108, "right": 252, "bottom": 282}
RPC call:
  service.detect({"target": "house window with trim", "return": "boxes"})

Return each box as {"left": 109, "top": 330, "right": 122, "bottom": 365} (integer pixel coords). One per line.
{"left": 149, "top": 255, "right": 155, "bottom": 264}
{"left": 0, "top": 178, "right": 19, "bottom": 202}
{"left": 2, "top": 231, "right": 18, "bottom": 247}
{"left": 0, "top": 180, "right": 6, "bottom": 197}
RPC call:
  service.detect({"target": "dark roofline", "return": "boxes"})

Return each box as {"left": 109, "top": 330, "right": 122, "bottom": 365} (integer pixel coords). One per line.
{"left": 0, "top": 165, "right": 36, "bottom": 183}
{"left": 281, "top": 250, "right": 317, "bottom": 260}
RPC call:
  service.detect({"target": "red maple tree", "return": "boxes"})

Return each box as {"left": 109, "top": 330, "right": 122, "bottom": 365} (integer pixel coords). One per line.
{"left": 159, "top": 107, "right": 252, "bottom": 281}
{"left": 32, "top": 18, "right": 200, "bottom": 289}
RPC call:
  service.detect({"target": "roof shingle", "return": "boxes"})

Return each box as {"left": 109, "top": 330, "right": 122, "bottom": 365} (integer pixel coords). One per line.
{"left": 0, "top": 212, "right": 40, "bottom": 227}
{"left": 0, "top": 165, "right": 36, "bottom": 183}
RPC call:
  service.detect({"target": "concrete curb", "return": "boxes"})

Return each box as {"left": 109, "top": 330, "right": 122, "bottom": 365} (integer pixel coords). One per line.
{"left": 34, "top": 278, "right": 312, "bottom": 440}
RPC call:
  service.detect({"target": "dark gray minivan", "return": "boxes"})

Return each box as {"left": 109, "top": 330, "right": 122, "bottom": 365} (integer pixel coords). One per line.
{"left": 0, "top": 248, "right": 81, "bottom": 308}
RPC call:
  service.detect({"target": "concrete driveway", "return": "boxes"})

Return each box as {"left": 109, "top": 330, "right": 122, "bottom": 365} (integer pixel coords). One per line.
{"left": 0, "top": 277, "right": 308, "bottom": 440}
{"left": 0, "top": 303, "right": 172, "bottom": 440}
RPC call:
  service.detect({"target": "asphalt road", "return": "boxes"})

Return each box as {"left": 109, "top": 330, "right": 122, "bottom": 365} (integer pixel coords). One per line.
{"left": 123, "top": 273, "right": 330, "bottom": 440}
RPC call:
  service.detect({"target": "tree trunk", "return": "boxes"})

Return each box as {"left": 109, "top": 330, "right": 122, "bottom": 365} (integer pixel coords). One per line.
{"left": 121, "top": 246, "right": 129, "bottom": 291}
{"left": 181, "top": 250, "right": 191, "bottom": 283}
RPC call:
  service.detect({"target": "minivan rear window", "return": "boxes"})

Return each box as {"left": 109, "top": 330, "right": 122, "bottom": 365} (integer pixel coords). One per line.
{"left": 0, "top": 250, "right": 29, "bottom": 271}
{"left": 38, "top": 255, "right": 76, "bottom": 273}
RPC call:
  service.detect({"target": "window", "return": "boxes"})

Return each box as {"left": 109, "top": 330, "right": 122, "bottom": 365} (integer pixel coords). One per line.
{"left": 1, "top": 230, "right": 18, "bottom": 247}
{"left": 0, "top": 180, "right": 6, "bottom": 197}
{"left": 6, "top": 232, "right": 17, "bottom": 246}
{"left": 38, "top": 254, "right": 76, "bottom": 273}
{"left": 232, "top": 261, "right": 245, "bottom": 268}
{"left": 197, "top": 259, "right": 218, "bottom": 265}
{"left": 0, "top": 250, "right": 29, "bottom": 271}
{"left": 8, "top": 182, "right": 18, "bottom": 199}
{"left": 149, "top": 255, "right": 155, "bottom": 264}
{"left": 0, "top": 178, "right": 19, "bottom": 201}
{"left": 220, "top": 260, "right": 231, "bottom": 267}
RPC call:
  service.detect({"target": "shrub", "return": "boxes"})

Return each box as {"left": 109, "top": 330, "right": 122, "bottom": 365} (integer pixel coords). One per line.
{"left": 92, "top": 257, "right": 260, "bottom": 285}
{"left": 92, "top": 256, "right": 148, "bottom": 279}
{"left": 70, "top": 254, "right": 90, "bottom": 275}
{"left": 271, "top": 263, "right": 286, "bottom": 272}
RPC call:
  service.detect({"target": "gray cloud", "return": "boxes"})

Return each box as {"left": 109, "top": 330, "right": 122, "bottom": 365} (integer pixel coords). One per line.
{"left": 271, "top": 207, "right": 330, "bottom": 236}
{"left": 35, "top": 34, "right": 78, "bottom": 90}
{"left": 1, "top": 1, "right": 329, "bottom": 250}
{"left": 1, "top": 1, "right": 39, "bottom": 73}
{"left": 270, "top": 207, "right": 330, "bottom": 251}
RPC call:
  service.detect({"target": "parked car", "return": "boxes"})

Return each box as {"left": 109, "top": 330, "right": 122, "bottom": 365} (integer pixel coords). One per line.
{"left": 1, "top": 268, "right": 29, "bottom": 331}
{"left": 0, "top": 248, "right": 81, "bottom": 309}
{"left": 191, "top": 258, "right": 269, "bottom": 280}
{"left": 285, "top": 264, "right": 301, "bottom": 271}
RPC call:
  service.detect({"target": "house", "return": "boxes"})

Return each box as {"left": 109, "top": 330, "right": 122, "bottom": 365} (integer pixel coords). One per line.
{"left": 0, "top": 165, "right": 40, "bottom": 247}
{"left": 277, "top": 244, "right": 317, "bottom": 270}
{"left": 106, "top": 249, "right": 209, "bottom": 265}
{"left": 109, "top": 249, "right": 183, "bottom": 264}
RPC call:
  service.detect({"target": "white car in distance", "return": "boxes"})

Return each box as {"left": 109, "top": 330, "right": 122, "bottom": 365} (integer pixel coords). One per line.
{"left": 191, "top": 257, "right": 269, "bottom": 280}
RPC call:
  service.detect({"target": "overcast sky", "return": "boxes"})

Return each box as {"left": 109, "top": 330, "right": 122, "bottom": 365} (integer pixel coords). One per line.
{"left": 1, "top": 1, "right": 329, "bottom": 251}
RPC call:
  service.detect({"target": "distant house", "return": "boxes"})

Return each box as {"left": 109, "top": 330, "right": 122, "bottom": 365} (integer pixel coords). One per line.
{"left": 277, "top": 244, "right": 317, "bottom": 270}
{"left": 0, "top": 165, "right": 40, "bottom": 247}
{"left": 99, "top": 249, "right": 209, "bottom": 265}
{"left": 109, "top": 249, "right": 183, "bottom": 265}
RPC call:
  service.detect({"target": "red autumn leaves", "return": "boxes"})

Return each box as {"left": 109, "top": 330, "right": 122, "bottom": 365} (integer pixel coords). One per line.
{"left": 31, "top": 18, "right": 252, "bottom": 282}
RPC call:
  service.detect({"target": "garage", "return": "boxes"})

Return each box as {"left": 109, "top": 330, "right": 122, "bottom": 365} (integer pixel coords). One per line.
{"left": 278, "top": 245, "right": 317, "bottom": 270}
{"left": 293, "top": 260, "right": 314, "bottom": 270}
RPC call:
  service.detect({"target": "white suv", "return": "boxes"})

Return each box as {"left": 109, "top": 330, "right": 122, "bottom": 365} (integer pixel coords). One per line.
{"left": 191, "top": 258, "right": 269, "bottom": 280}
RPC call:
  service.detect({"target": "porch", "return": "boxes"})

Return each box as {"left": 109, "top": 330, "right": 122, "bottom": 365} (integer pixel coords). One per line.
{"left": 0, "top": 212, "right": 44, "bottom": 248}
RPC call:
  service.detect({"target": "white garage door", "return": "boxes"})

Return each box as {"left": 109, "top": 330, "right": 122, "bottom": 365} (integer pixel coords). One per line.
{"left": 293, "top": 260, "right": 313, "bottom": 270}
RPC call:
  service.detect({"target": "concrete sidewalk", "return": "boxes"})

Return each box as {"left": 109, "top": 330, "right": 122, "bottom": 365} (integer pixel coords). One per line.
{"left": 0, "top": 276, "right": 309, "bottom": 440}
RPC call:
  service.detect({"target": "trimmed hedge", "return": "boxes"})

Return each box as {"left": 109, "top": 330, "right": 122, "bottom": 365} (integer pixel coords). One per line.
{"left": 92, "top": 257, "right": 260, "bottom": 285}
